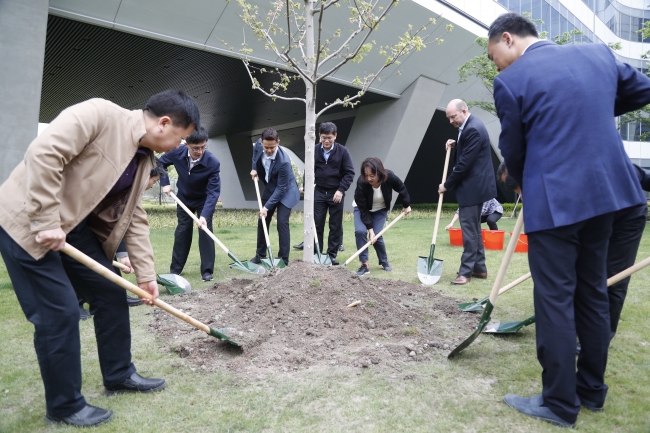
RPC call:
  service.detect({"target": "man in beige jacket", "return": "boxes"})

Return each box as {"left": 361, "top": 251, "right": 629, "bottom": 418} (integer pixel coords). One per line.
{"left": 0, "top": 90, "right": 199, "bottom": 427}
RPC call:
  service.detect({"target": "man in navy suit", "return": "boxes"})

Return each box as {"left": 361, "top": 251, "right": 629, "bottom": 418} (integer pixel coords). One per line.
{"left": 161, "top": 127, "right": 221, "bottom": 282}
{"left": 487, "top": 13, "right": 650, "bottom": 427}
{"left": 438, "top": 99, "right": 497, "bottom": 285}
{"left": 250, "top": 128, "right": 300, "bottom": 265}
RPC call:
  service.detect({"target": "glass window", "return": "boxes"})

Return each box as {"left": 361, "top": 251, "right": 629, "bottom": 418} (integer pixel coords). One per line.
{"left": 620, "top": 13, "right": 632, "bottom": 41}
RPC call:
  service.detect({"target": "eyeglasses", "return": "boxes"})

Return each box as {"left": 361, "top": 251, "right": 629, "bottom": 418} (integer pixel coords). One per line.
{"left": 189, "top": 145, "right": 207, "bottom": 152}
{"left": 320, "top": 136, "right": 335, "bottom": 142}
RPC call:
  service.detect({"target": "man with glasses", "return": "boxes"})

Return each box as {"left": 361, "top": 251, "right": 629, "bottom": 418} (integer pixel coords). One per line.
{"left": 160, "top": 127, "right": 221, "bottom": 282}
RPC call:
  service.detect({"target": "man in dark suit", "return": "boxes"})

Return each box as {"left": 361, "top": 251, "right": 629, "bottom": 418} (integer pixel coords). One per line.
{"left": 438, "top": 99, "right": 497, "bottom": 285}
{"left": 250, "top": 128, "right": 300, "bottom": 265}
{"left": 161, "top": 127, "right": 221, "bottom": 282}
{"left": 487, "top": 13, "right": 650, "bottom": 428}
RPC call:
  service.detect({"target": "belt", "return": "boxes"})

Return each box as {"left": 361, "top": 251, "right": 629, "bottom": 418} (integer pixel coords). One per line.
{"left": 315, "top": 186, "right": 339, "bottom": 195}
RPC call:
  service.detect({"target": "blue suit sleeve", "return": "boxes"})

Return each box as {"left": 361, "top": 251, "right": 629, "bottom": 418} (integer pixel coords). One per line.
{"left": 444, "top": 127, "right": 483, "bottom": 191}
{"left": 338, "top": 147, "right": 356, "bottom": 193}
{"left": 200, "top": 160, "right": 221, "bottom": 219}
{"left": 264, "top": 161, "right": 291, "bottom": 212}
{"left": 494, "top": 77, "right": 526, "bottom": 189}
{"left": 614, "top": 54, "right": 650, "bottom": 116}
{"left": 252, "top": 139, "right": 262, "bottom": 170}
{"left": 158, "top": 149, "right": 176, "bottom": 187}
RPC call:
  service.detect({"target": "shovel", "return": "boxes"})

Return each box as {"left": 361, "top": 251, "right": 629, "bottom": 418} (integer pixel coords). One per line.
{"left": 417, "top": 146, "right": 452, "bottom": 285}
{"left": 448, "top": 209, "right": 524, "bottom": 359}
{"left": 169, "top": 192, "right": 264, "bottom": 275}
{"left": 253, "top": 177, "right": 286, "bottom": 269}
{"left": 113, "top": 260, "right": 191, "bottom": 295}
{"left": 457, "top": 272, "right": 532, "bottom": 312}
{"left": 344, "top": 211, "right": 407, "bottom": 267}
{"left": 62, "top": 243, "right": 241, "bottom": 346}
{"left": 483, "top": 254, "right": 650, "bottom": 334}
{"left": 312, "top": 219, "right": 332, "bottom": 266}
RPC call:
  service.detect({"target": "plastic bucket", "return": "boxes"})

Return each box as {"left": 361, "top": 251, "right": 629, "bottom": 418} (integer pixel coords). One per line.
{"left": 510, "top": 232, "right": 529, "bottom": 253}
{"left": 483, "top": 230, "right": 505, "bottom": 250}
{"left": 448, "top": 228, "right": 463, "bottom": 246}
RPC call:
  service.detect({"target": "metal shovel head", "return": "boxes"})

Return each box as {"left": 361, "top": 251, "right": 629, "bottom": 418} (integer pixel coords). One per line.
{"left": 209, "top": 327, "right": 242, "bottom": 347}
{"left": 261, "top": 257, "right": 286, "bottom": 270}
{"left": 448, "top": 301, "right": 494, "bottom": 359}
{"left": 417, "top": 255, "right": 443, "bottom": 285}
{"left": 457, "top": 296, "right": 489, "bottom": 312}
{"left": 483, "top": 316, "right": 536, "bottom": 334}
{"left": 314, "top": 251, "right": 332, "bottom": 266}
{"left": 230, "top": 260, "right": 265, "bottom": 274}
{"left": 157, "top": 274, "right": 192, "bottom": 295}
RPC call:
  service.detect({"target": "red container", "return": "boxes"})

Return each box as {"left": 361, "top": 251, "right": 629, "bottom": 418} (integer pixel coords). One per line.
{"left": 510, "top": 232, "right": 529, "bottom": 253}
{"left": 483, "top": 230, "right": 505, "bottom": 250}
{"left": 448, "top": 228, "right": 463, "bottom": 246}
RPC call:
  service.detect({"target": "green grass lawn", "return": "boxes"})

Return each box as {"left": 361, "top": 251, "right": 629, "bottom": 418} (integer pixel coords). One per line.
{"left": 1, "top": 212, "right": 649, "bottom": 432}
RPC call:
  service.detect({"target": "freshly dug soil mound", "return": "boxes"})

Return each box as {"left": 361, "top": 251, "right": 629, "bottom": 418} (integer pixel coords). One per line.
{"left": 149, "top": 261, "right": 480, "bottom": 376}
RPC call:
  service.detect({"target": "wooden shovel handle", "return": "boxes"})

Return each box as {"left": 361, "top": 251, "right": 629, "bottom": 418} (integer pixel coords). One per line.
{"left": 112, "top": 260, "right": 130, "bottom": 272}
{"left": 253, "top": 177, "right": 272, "bottom": 247}
{"left": 344, "top": 211, "right": 406, "bottom": 266}
{"left": 169, "top": 192, "right": 230, "bottom": 255}
{"left": 61, "top": 243, "right": 211, "bottom": 335}
{"left": 498, "top": 272, "right": 532, "bottom": 296}
{"left": 608, "top": 255, "right": 650, "bottom": 286}
{"left": 489, "top": 209, "right": 524, "bottom": 305}
{"left": 432, "top": 146, "right": 452, "bottom": 245}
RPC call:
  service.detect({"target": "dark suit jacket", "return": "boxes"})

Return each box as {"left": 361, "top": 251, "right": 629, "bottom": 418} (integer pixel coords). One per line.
{"left": 494, "top": 40, "right": 649, "bottom": 233}
{"left": 443, "top": 114, "right": 496, "bottom": 207}
{"left": 252, "top": 140, "right": 300, "bottom": 211}
{"left": 159, "top": 145, "right": 221, "bottom": 219}
{"left": 354, "top": 169, "right": 410, "bottom": 229}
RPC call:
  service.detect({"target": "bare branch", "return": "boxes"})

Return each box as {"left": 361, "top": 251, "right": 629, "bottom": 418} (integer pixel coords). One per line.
{"left": 243, "top": 60, "right": 307, "bottom": 103}
{"left": 314, "top": 0, "right": 340, "bottom": 13}
{"left": 283, "top": 0, "right": 291, "bottom": 56}
{"left": 314, "top": 2, "right": 325, "bottom": 79}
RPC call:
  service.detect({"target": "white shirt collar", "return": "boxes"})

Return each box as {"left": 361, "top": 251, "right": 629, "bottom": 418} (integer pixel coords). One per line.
{"left": 521, "top": 40, "right": 542, "bottom": 56}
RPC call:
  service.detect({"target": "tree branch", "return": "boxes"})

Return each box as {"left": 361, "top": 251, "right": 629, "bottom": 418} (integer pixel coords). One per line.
{"left": 243, "top": 60, "right": 307, "bottom": 103}
{"left": 314, "top": 2, "right": 325, "bottom": 79}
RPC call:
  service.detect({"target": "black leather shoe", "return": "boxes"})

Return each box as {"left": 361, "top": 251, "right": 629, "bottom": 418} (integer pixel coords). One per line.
{"left": 202, "top": 272, "right": 213, "bottom": 282}
{"left": 46, "top": 404, "right": 113, "bottom": 427}
{"left": 329, "top": 257, "right": 340, "bottom": 266}
{"left": 250, "top": 256, "right": 263, "bottom": 265}
{"left": 79, "top": 306, "right": 91, "bottom": 321}
{"left": 126, "top": 295, "right": 142, "bottom": 307}
{"left": 293, "top": 242, "right": 304, "bottom": 250}
{"left": 105, "top": 372, "right": 166, "bottom": 395}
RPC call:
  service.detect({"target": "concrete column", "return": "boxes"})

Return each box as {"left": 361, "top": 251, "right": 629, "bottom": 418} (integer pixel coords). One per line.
{"left": 0, "top": 0, "right": 49, "bottom": 183}
{"left": 344, "top": 75, "right": 447, "bottom": 209}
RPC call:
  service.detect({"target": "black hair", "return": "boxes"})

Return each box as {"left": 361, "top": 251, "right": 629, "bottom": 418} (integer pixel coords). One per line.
{"left": 150, "top": 157, "right": 166, "bottom": 178}
{"left": 144, "top": 90, "right": 201, "bottom": 129}
{"left": 496, "top": 161, "right": 520, "bottom": 191}
{"left": 261, "top": 128, "right": 279, "bottom": 142}
{"left": 186, "top": 126, "right": 209, "bottom": 145}
{"left": 319, "top": 122, "right": 337, "bottom": 135}
{"left": 360, "top": 157, "right": 388, "bottom": 184}
{"left": 488, "top": 12, "right": 539, "bottom": 43}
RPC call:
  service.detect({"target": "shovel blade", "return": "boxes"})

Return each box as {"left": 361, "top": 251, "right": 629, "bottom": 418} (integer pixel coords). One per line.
{"left": 230, "top": 261, "right": 265, "bottom": 274}
{"left": 313, "top": 253, "right": 332, "bottom": 266}
{"left": 261, "top": 257, "right": 286, "bottom": 270}
{"left": 457, "top": 296, "right": 489, "bottom": 312}
{"left": 157, "top": 274, "right": 192, "bottom": 295}
{"left": 448, "top": 301, "right": 494, "bottom": 359}
{"left": 483, "top": 316, "right": 536, "bottom": 334}
{"left": 417, "top": 256, "right": 443, "bottom": 285}
{"left": 209, "top": 327, "right": 242, "bottom": 347}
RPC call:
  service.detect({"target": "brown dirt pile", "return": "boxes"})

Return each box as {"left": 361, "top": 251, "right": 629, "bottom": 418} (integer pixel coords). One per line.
{"left": 149, "top": 261, "right": 479, "bottom": 376}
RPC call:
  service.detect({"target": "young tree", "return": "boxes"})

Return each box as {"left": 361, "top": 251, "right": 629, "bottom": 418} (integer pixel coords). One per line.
{"left": 222, "top": 0, "right": 451, "bottom": 261}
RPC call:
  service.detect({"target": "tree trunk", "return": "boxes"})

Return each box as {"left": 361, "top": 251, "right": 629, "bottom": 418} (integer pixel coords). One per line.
{"left": 302, "top": 0, "right": 316, "bottom": 262}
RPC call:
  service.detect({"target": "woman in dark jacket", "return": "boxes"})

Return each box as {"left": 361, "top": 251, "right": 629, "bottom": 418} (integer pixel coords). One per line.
{"left": 353, "top": 157, "right": 411, "bottom": 276}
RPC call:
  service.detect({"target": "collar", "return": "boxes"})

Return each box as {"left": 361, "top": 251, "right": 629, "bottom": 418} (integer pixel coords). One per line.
{"left": 264, "top": 148, "right": 279, "bottom": 161}
{"left": 521, "top": 39, "right": 543, "bottom": 56}
{"left": 133, "top": 109, "right": 148, "bottom": 148}
{"left": 459, "top": 113, "right": 471, "bottom": 131}
{"left": 321, "top": 142, "right": 336, "bottom": 153}
{"left": 187, "top": 148, "right": 204, "bottom": 164}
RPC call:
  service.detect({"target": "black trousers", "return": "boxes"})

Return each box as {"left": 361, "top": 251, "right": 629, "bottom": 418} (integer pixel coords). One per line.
{"left": 458, "top": 204, "right": 486, "bottom": 277}
{"left": 481, "top": 211, "right": 502, "bottom": 230}
{"left": 0, "top": 221, "right": 135, "bottom": 418}
{"left": 170, "top": 203, "right": 215, "bottom": 275}
{"left": 607, "top": 204, "right": 646, "bottom": 338}
{"left": 528, "top": 212, "right": 615, "bottom": 423}
{"left": 256, "top": 201, "right": 292, "bottom": 263}
{"left": 314, "top": 188, "right": 344, "bottom": 258}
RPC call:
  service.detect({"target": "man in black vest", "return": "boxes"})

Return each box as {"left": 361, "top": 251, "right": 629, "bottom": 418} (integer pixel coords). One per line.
{"left": 439, "top": 99, "right": 497, "bottom": 285}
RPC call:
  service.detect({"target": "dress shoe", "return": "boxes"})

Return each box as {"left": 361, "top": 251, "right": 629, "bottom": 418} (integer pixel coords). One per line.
{"left": 293, "top": 242, "right": 304, "bottom": 250}
{"left": 126, "top": 295, "right": 142, "bottom": 307}
{"left": 105, "top": 372, "right": 166, "bottom": 395}
{"left": 471, "top": 272, "right": 488, "bottom": 279}
{"left": 46, "top": 404, "right": 113, "bottom": 427}
{"left": 202, "top": 272, "right": 213, "bottom": 282}
{"left": 79, "top": 306, "right": 91, "bottom": 321}
{"left": 250, "top": 255, "right": 263, "bottom": 265}
{"left": 579, "top": 396, "right": 604, "bottom": 413}
{"left": 503, "top": 394, "right": 575, "bottom": 428}
{"left": 339, "top": 244, "right": 345, "bottom": 252}
{"left": 329, "top": 257, "right": 340, "bottom": 265}
{"left": 451, "top": 275, "right": 470, "bottom": 285}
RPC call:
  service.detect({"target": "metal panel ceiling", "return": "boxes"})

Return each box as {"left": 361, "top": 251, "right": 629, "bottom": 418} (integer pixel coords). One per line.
{"left": 40, "top": 15, "right": 391, "bottom": 137}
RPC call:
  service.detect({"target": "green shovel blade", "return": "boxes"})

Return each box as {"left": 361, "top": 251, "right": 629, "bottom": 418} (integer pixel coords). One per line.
{"left": 227, "top": 252, "right": 265, "bottom": 274}
{"left": 314, "top": 253, "right": 332, "bottom": 266}
{"left": 417, "top": 244, "right": 443, "bottom": 285}
{"left": 208, "top": 327, "right": 241, "bottom": 347}
{"left": 457, "top": 296, "right": 489, "bottom": 312}
{"left": 483, "top": 316, "right": 536, "bottom": 334}
{"left": 448, "top": 301, "right": 494, "bottom": 359}
{"left": 260, "top": 246, "right": 286, "bottom": 270}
